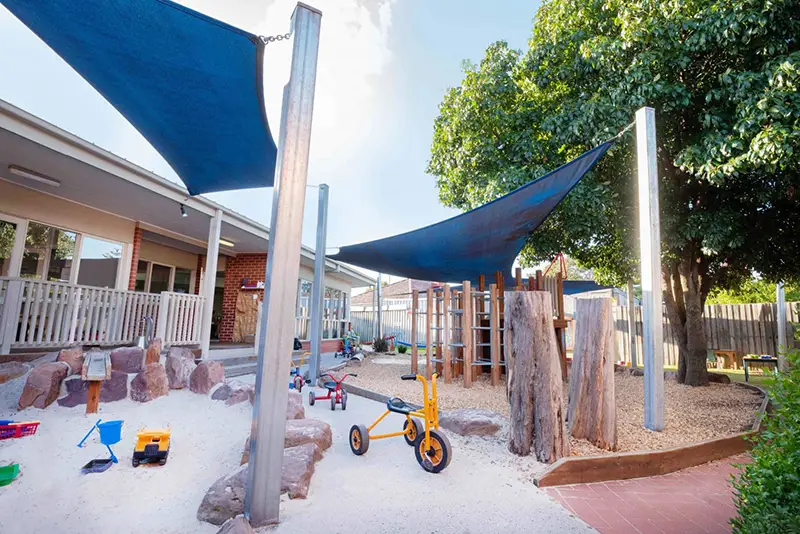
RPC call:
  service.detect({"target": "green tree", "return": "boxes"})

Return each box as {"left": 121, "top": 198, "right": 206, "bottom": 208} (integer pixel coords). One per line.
{"left": 429, "top": 0, "right": 800, "bottom": 385}
{"left": 707, "top": 278, "right": 800, "bottom": 304}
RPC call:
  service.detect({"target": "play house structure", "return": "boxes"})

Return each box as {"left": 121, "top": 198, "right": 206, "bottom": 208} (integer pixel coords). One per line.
{"left": 409, "top": 267, "right": 567, "bottom": 388}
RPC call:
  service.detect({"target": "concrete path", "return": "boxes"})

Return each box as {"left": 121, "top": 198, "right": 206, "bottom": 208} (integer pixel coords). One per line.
{"left": 545, "top": 455, "right": 748, "bottom": 533}
{"left": 276, "top": 389, "right": 591, "bottom": 533}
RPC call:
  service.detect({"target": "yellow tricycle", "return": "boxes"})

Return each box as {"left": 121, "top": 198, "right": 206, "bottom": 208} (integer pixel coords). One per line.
{"left": 349, "top": 373, "right": 452, "bottom": 473}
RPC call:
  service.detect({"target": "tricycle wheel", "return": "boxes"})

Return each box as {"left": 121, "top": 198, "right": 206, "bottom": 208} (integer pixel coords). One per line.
{"left": 294, "top": 376, "right": 304, "bottom": 393}
{"left": 403, "top": 418, "right": 423, "bottom": 446}
{"left": 330, "top": 395, "right": 337, "bottom": 411}
{"left": 415, "top": 429, "right": 452, "bottom": 473}
{"left": 309, "top": 391, "right": 315, "bottom": 406}
{"left": 341, "top": 390, "right": 348, "bottom": 411}
{"left": 349, "top": 424, "right": 369, "bottom": 455}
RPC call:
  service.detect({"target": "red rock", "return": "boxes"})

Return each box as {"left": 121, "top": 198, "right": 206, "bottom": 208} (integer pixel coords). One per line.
{"left": 281, "top": 443, "right": 323, "bottom": 499}
{"left": 145, "top": 338, "right": 162, "bottom": 365}
{"left": 56, "top": 346, "right": 84, "bottom": 375}
{"left": 165, "top": 354, "right": 195, "bottom": 389}
{"left": 189, "top": 361, "right": 225, "bottom": 394}
{"left": 167, "top": 346, "right": 195, "bottom": 360}
{"left": 225, "top": 384, "right": 254, "bottom": 406}
{"left": 285, "top": 390, "right": 305, "bottom": 420}
{"left": 130, "top": 363, "right": 169, "bottom": 402}
{"left": 284, "top": 419, "right": 332, "bottom": 450}
{"left": 439, "top": 408, "right": 504, "bottom": 437}
{"left": 57, "top": 371, "right": 128, "bottom": 407}
{"left": 110, "top": 346, "right": 144, "bottom": 373}
{"left": 216, "top": 517, "right": 254, "bottom": 534}
{"left": 17, "top": 362, "right": 70, "bottom": 410}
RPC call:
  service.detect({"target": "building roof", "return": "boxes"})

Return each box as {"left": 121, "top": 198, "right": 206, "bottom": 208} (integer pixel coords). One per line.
{"left": 0, "top": 98, "right": 374, "bottom": 287}
{"left": 352, "top": 279, "right": 439, "bottom": 305}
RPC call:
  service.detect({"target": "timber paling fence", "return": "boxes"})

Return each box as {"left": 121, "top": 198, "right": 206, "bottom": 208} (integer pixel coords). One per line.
{"left": 353, "top": 300, "right": 800, "bottom": 366}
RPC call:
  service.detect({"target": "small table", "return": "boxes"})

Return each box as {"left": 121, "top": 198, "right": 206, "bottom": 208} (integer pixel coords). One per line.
{"left": 742, "top": 357, "right": 778, "bottom": 382}
{"left": 713, "top": 350, "right": 738, "bottom": 370}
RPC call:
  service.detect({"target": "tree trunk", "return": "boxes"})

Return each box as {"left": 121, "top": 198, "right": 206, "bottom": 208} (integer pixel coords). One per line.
{"left": 505, "top": 291, "right": 569, "bottom": 462}
{"left": 662, "top": 255, "right": 709, "bottom": 387}
{"left": 567, "top": 298, "right": 617, "bottom": 450}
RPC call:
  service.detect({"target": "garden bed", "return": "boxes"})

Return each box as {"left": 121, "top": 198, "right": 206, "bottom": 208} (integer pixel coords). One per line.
{"left": 346, "top": 352, "right": 764, "bottom": 456}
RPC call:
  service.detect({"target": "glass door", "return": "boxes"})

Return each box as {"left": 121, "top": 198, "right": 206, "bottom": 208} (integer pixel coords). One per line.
{"left": 0, "top": 214, "right": 25, "bottom": 277}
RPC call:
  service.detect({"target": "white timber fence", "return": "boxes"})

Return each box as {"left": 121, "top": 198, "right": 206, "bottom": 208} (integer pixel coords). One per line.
{"left": 0, "top": 277, "right": 204, "bottom": 353}
{"left": 155, "top": 292, "right": 205, "bottom": 347}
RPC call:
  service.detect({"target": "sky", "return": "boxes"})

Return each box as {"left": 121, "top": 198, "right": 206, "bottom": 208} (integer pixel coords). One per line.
{"left": 0, "top": 0, "right": 539, "bottom": 283}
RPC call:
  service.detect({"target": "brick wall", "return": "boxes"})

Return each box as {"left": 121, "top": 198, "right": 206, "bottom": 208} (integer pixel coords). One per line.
{"left": 300, "top": 339, "right": 342, "bottom": 353}
{"left": 219, "top": 254, "right": 267, "bottom": 342}
{"left": 127, "top": 224, "right": 143, "bottom": 290}
{"left": 194, "top": 255, "right": 204, "bottom": 294}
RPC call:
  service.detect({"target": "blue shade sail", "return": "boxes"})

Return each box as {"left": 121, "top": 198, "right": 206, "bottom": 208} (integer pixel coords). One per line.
{"left": 1, "top": 0, "right": 278, "bottom": 195}
{"left": 331, "top": 141, "right": 614, "bottom": 283}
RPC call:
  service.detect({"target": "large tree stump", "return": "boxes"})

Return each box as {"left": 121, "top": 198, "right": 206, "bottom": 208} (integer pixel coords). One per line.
{"left": 567, "top": 298, "right": 617, "bottom": 450}
{"left": 505, "top": 291, "right": 569, "bottom": 462}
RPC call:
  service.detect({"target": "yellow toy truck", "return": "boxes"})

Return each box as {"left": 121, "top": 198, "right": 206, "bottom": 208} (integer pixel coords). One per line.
{"left": 132, "top": 428, "right": 171, "bottom": 467}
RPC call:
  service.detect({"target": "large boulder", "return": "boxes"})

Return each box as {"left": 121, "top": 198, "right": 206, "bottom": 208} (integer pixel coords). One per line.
{"left": 145, "top": 337, "right": 162, "bottom": 365}
{"left": 0, "top": 361, "right": 30, "bottom": 385}
{"left": 57, "top": 371, "right": 128, "bottom": 408}
{"left": 165, "top": 354, "right": 196, "bottom": 389}
{"left": 17, "top": 362, "right": 70, "bottom": 410}
{"left": 56, "top": 346, "right": 84, "bottom": 375}
{"left": 226, "top": 384, "right": 255, "bottom": 406}
{"left": 217, "top": 517, "right": 254, "bottom": 534}
{"left": 211, "top": 383, "right": 232, "bottom": 401}
{"left": 284, "top": 419, "right": 332, "bottom": 450}
{"left": 664, "top": 370, "right": 679, "bottom": 381}
{"left": 285, "top": 390, "right": 305, "bottom": 420}
{"left": 167, "top": 346, "right": 195, "bottom": 360}
{"left": 130, "top": 363, "right": 169, "bottom": 402}
{"left": 199, "top": 444, "right": 323, "bottom": 525}
{"left": 439, "top": 408, "right": 504, "bottom": 437}
{"left": 189, "top": 361, "right": 225, "bottom": 394}
{"left": 110, "top": 347, "right": 145, "bottom": 374}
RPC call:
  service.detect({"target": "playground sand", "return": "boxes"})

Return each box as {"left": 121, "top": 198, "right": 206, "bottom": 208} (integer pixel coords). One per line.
{"left": 348, "top": 352, "right": 764, "bottom": 456}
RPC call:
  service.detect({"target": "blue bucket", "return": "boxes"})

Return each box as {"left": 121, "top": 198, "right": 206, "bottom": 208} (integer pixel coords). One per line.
{"left": 97, "top": 420, "right": 123, "bottom": 445}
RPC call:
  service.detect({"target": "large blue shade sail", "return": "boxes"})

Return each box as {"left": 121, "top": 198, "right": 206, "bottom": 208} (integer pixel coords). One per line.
{"left": 1, "top": 0, "right": 277, "bottom": 195}
{"left": 331, "top": 141, "right": 614, "bottom": 282}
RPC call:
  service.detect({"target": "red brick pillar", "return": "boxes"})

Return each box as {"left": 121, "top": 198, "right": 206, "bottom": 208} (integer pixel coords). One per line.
{"left": 128, "top": 224, "right": 143, "bottom": 290}
{"left": 195, "top": 255, "right": 205, "bottom": 295}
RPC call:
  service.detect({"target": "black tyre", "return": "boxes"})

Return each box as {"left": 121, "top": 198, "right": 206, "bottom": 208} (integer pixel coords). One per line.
{"left": 309, "top": 391, "right": 315, "bottom": 406}
{"left": 330, "top": 395, "right": 337, "bottom": 411}
{"left": 132, "top": 458, "right": 140, "bottom": 468}
{"left": 403, "top": 418, "right": 423, "bottom": 446}
{"left": 159, "top": 458, "right": 167, "bottom": 466}
{"left": 341, "top": 390, "right": 348, "bottom": 411}
{"left": 349, "top": 424, "right": 370, "bottom": 455}
{"left": 414, "top": 429, "right": 452, "bottom": 473}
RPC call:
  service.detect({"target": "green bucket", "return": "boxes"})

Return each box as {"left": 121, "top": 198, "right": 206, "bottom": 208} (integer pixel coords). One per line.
{"left": 0, "top": 463, "right": 19, "bottom": 486}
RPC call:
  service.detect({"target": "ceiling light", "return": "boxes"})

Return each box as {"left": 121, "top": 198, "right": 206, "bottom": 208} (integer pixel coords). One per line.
{"left": 180, "top": 203, "right": 188, "bottom": 218}
{"left": 8, "top": 165, "right": 60, "bottom": 187}
{"left": 219, "top": 238, "right": 235, "bottom": 247}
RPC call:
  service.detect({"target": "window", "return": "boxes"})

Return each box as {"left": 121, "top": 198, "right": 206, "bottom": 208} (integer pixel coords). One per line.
{"left": 135, "top": 261, "right": 148, "bottom": 292}
{"left": 149, "top": 264, "right": 171, "bottom": 294}
{"left": 77, "top": 236, "right": 122, "bottom": 288}
{"left": 0, "top": 219, "right": 16, "bottom": 277}
{"left": 20, "top": 222, "right": 76, "bottom": 282}
{"left": 173, "top": 268, "right": 192, "bottom": 294}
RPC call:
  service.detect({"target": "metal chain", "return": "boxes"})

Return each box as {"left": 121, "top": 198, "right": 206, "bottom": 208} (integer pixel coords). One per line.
{"left": 259, "top": 32, "right": 291, "bottom": 45}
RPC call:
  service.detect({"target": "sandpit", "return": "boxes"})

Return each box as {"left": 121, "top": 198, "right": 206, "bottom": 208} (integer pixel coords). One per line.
{"left": 345, "top": 352, "right": 764, "bottom": 456}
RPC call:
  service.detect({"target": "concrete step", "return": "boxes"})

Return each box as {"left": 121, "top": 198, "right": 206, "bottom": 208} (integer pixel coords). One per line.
{"left": 213, "top": 355, "right": 257, "bottom": 368}
{"left": 223, "top": 362, "right": 258, "bottom": 378}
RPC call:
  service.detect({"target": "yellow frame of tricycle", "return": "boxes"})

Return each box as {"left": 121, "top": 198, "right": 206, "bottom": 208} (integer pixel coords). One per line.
{"left": 366, "top": 373, "right": 439, "bottom": 451}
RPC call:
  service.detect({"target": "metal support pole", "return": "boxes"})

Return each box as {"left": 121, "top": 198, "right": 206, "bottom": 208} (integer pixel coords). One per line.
{"left": 200, "top": 209, "right": 222, "bottom": 358}
{"left": 309, "top": 184, "right": 328, "bottom": 382}
{"left": 376, "top": 273, "right": 383, "bottom": 340}
{"left": 636, "top": 106, "right": 664, "bottom": 431}
{"left": 245, "top": 3, "right": 322, "bottom": 527}
{"left": 777, "top": 282, "right": 787, "bottom": 371}
{"left": 627, "top": 280, "right": 638, "bottom": 369}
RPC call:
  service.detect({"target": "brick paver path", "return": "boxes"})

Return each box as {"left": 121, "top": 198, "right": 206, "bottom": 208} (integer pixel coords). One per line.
{"left": 545, "top": 455, "right": 749, "bottom": 533}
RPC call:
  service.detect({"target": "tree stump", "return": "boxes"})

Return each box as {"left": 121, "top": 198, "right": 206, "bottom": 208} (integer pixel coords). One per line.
{"left": 505, "top": 291, "right": 569, "bottom": 462}
{"left": 567, "top": 298, "right": 617, "bottom": 450}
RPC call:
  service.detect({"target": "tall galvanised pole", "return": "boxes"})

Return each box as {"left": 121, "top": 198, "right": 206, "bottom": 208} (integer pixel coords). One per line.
{"left": 245, "top": 3, "right": 321, "bottom": 527}
{"left": 636, "top": 106, "right": 664, "bottom": 431}
{"left": 309, "top": 183, "right": 329, "bottom": 383}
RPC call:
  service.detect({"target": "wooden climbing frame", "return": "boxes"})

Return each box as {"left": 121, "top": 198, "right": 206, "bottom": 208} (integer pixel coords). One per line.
{"left": 409, "top": 270, "right": 569, "bottom": 388}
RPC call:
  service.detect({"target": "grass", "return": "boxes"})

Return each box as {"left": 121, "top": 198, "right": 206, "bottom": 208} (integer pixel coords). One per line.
{"left": 661, "top": 364, "right": 774, "bottom": 390}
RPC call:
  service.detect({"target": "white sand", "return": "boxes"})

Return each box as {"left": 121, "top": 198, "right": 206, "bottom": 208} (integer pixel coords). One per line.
{"left": 1, "top": 371, "right": 587, "bottom": 533}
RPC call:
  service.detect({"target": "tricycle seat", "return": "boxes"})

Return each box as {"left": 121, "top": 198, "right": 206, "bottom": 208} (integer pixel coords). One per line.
{"left": 387, "top": 397, "right": 413, "bottom": 415}
{"left": 323, "top": 381, "right": 337, "bottom": 391}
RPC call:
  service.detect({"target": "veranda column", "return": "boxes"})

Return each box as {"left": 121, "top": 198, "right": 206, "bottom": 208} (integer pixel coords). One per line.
{"left": 309, "top": 183, "right": 329, "bottom": 382}
{"left": 245, "top": 4, "right": 322, "bottom": 527}
{"left": 636, "top": 106, "right": 664, "bottom": 431}
{"left": 777, "top": 282, "right": 787, "bottom": 371}
{"left": 200, "top": 209, "right": 222, "bottom": 358}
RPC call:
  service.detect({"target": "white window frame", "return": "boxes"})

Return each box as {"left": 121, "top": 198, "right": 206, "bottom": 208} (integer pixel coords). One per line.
{"left": 135, "top": 259, "right": 195, "bottom": 294}
{"left": 0, "top": 212, "right": 27, "bottom": 277}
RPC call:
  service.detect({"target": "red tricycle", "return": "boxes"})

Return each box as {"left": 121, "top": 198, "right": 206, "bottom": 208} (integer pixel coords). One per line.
{"left": 309, "top": 372, "right": 356, "bottom": 411}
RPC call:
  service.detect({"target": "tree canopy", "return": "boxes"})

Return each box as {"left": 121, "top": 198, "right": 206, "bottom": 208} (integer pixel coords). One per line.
{"left": 429, "top": 0, "right": 800, "bottom": 385}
